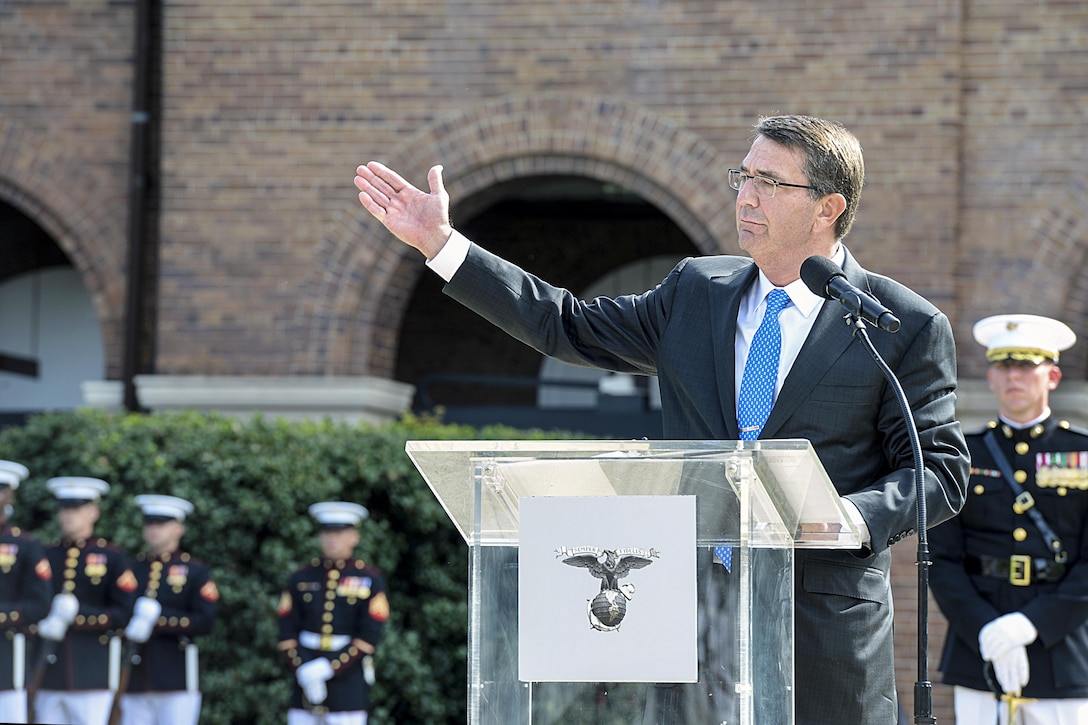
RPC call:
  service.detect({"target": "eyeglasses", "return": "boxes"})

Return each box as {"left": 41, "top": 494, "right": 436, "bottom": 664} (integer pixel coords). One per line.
{"left": 727, "top": 169, "right": 817, "bottom": 198}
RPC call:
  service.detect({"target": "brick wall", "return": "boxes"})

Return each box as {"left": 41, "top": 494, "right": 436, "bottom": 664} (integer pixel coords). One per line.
{"left": 6, "top": 1, "right": 1088, "bottom": 721}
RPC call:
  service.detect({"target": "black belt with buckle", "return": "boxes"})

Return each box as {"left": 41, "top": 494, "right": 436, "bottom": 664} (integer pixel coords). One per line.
{"left": 965, "top": 554, "right": 1067, "bottom": 586}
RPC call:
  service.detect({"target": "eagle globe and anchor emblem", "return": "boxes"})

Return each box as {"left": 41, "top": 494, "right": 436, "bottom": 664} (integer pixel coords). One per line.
{"left": 557, "top": 545, "right": 659, "bottom": 631}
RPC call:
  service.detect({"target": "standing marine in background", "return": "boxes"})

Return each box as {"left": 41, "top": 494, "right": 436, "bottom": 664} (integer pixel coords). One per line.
{"left": 33, "top": 476, "right": 138, "bottom": 725}
{"left": 0, "top": 460, "right": 52, "bottom": 724}
{"left": 278, "top": 502, "right": 390, "bottom": 725}
{"left": 930, "top": 314, "right": 1088, "bottom": 725}
{"left": 121, "top": 494, "right": 218, "bottom": 725}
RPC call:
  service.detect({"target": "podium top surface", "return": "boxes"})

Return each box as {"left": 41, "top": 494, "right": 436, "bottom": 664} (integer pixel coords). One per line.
{"left": 406, "top": 439, "right": 861, "bottom": 549}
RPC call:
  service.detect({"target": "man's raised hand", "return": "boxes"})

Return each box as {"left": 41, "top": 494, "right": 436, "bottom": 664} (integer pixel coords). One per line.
{"left": 354, "top": 162, "right": 453, "bottom": 259}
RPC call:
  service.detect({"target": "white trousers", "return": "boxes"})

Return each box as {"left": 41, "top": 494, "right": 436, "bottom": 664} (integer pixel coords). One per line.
{"left": 287, "top": 708, "right": 368, "bottom": 725}
{"left": 34, "top": 689, "right": 113, "bottom": 725}
{"left": 121, "top": 691, "right": 202, "bottom": 725}
{"left": 954, "top": 685, "right": 1088, "bottom": 724}
{"left": 0, "top": 689, "right": 27, "bottom": 723}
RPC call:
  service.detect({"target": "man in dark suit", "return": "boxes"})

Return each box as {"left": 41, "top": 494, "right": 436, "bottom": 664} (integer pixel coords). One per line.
{"left": 930, "top": 314, "right": 1088, "bottom": 724}
{"left": 354, "top": 114, "right": 969, "bottom": 724}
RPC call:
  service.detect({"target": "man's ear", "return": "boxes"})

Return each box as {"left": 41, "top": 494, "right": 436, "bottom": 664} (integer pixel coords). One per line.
{"left": 814, "top": 192, "right": 847, "bottom": 234}
{"left": 1049, "top": 363, "right": 1063, "bottom": 389}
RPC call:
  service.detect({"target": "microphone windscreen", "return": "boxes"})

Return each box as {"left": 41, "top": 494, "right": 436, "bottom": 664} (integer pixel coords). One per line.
{"left": 799, "top": 255, "right": 844, "bottom": 299}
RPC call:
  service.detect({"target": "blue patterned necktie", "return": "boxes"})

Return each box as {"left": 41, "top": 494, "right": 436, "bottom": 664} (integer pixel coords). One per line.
{"left": 737, "top": 289, "right": 791, "bottom": 441}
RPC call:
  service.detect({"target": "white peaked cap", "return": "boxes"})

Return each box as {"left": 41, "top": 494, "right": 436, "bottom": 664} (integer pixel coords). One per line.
{"left": 308, "top": 501, "right": 369, "bottom": 528}
{"left": 135, "top": 494, "right": 194, "bottom": 521}
{"left": 46, "top": 476, "right": 111, "bottom": 503}
{"left": 973, "top": 314, "right": 1076, "bottom": 364}
{"left": 0, "top": 460, "right": 30, "bottom": 488}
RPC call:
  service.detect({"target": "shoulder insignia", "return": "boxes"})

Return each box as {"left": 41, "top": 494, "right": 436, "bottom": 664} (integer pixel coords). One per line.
{"left": 277, "top": 591, "right": 293, "bottom": 617}
{"left": 35, "top": 557, "right": 52, "bottom": 581}
{"left": 117, "top": 569, "right": 139, "bottom": 593}
{"left": 200, "top": 579, "right": 220, "bottom": 602}
{"left": 368, "top": 591, "right": 390, "bottom": 622}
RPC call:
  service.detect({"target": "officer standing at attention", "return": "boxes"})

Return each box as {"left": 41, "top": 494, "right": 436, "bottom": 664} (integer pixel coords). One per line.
{"left": 0, "top": 460, "right": 52, "bottom": 723}
{"left": 278, "top": 502, "right": 390, "bottom": 725}
{"left": 33, "top": 477, "right": 138, "bottom": 725}
{"left": 930, "top": 314, "right": 1088, "bottom": 724}
{"left": 121, "top": 494, "right": 218, "bottom": 725}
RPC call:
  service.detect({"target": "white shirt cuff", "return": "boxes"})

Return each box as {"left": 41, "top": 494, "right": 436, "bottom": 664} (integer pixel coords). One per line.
{"left": 425, "top": 230, "right": 471, "bottom": 282}
{"left": 840, "top": 498, "right": 872, "bottom": 547}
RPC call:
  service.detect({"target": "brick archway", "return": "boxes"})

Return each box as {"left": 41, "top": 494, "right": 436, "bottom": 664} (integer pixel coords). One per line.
{"left": 0, "top": 119, "right": 127, "bottom": 375}
{"left": 958, "top": 179, "right": 1088, "bottom": 380}
{"left": 294, "top": 93, "right": 735, "bottom": 377}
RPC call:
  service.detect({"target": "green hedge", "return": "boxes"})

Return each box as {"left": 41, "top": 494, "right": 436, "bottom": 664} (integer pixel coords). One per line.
{"left": 0, "top": 409, "right": 578, "bottom": 724}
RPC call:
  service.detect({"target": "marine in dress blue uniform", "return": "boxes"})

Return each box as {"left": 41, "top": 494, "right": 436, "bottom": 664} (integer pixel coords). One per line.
{"left": 278, "top": 502, "right": 389, "bottom": 725}
{"left": 121, "top": 494, "right": 218, "bottom": 725}
{"left": 0, "top": 461, "right": 52, "bottom": 724}
{"left": 930, "top": 315, "right": 1088, "bottom": 725}
{"left": 33, "top": 477, "right": 138, "bottom": 725}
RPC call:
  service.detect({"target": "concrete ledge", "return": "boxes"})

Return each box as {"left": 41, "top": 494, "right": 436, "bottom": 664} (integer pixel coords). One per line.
{"left": 80, "top": 380, "right": 125, "bottom": 411}
{"left": 79, "top": 376, "right": 1088, "bottom": 431}
{"left": 82, "top": 375, "right": 415, "bottom": 425}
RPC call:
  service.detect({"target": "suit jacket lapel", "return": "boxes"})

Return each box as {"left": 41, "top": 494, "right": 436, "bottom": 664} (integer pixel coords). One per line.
{"left": 709, "top": 264, "right": 759, "bottom": 440}
{"left": 760, "top": 250, "right": 867, "bottom": 439}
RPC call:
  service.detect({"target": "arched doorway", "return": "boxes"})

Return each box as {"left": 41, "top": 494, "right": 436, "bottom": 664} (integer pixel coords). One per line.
{"left": 0, "top": 201, "right": 104, "bottom": 424}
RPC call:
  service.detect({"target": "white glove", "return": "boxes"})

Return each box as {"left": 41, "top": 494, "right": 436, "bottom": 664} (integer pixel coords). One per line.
{"left": 363, "top": 654, "right": 375, "bottom": 686}
{"left": 979, "top": 612, "right": 1038, "bottom": 662}
{"left": 296, "top": 658, "right": 334, "bottom": 705}
{"left": 124, "top": 596, "right": 163, "bottom": 643}
{"left": 991, "top": 645, "right": 1030, "bottom": 693}
{"left": 37, "top": 593, "right": 79, "bottom": 641}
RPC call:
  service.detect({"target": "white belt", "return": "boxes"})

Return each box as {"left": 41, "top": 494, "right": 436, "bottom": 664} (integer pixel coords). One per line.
{"left": 299, "top": 631, "right": 351, "bottom": 651}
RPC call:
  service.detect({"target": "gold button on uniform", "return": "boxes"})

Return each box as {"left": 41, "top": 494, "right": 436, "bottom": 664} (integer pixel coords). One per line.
{"left": 1013, "top": 528, "right": 1028, "bottom": 542}
{"left": 1014, "top": 470, "right": 1028, "bottom": 484}
{"left": 1015, "top": 442, "right": 1030, "bottom": 455}
{"left": 974, "top": 484, "right": 985, "bottom": 496}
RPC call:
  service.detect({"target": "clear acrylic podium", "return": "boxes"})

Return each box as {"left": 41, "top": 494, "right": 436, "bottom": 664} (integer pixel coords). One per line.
{"left": 405, "top": 439, "right": 861, "bottom": 725}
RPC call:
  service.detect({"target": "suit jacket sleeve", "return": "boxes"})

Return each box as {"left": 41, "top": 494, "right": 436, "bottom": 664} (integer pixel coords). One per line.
{"left": 445, "top": 242, "right": 676, "bottom": 375}
{"left": 838, "top": 305, "right": 969, "bottom": 553}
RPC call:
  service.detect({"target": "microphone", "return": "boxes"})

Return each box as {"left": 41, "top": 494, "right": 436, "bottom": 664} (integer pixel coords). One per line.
{"left": 800, "top": 255, "right": 901, "bottom": 333}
